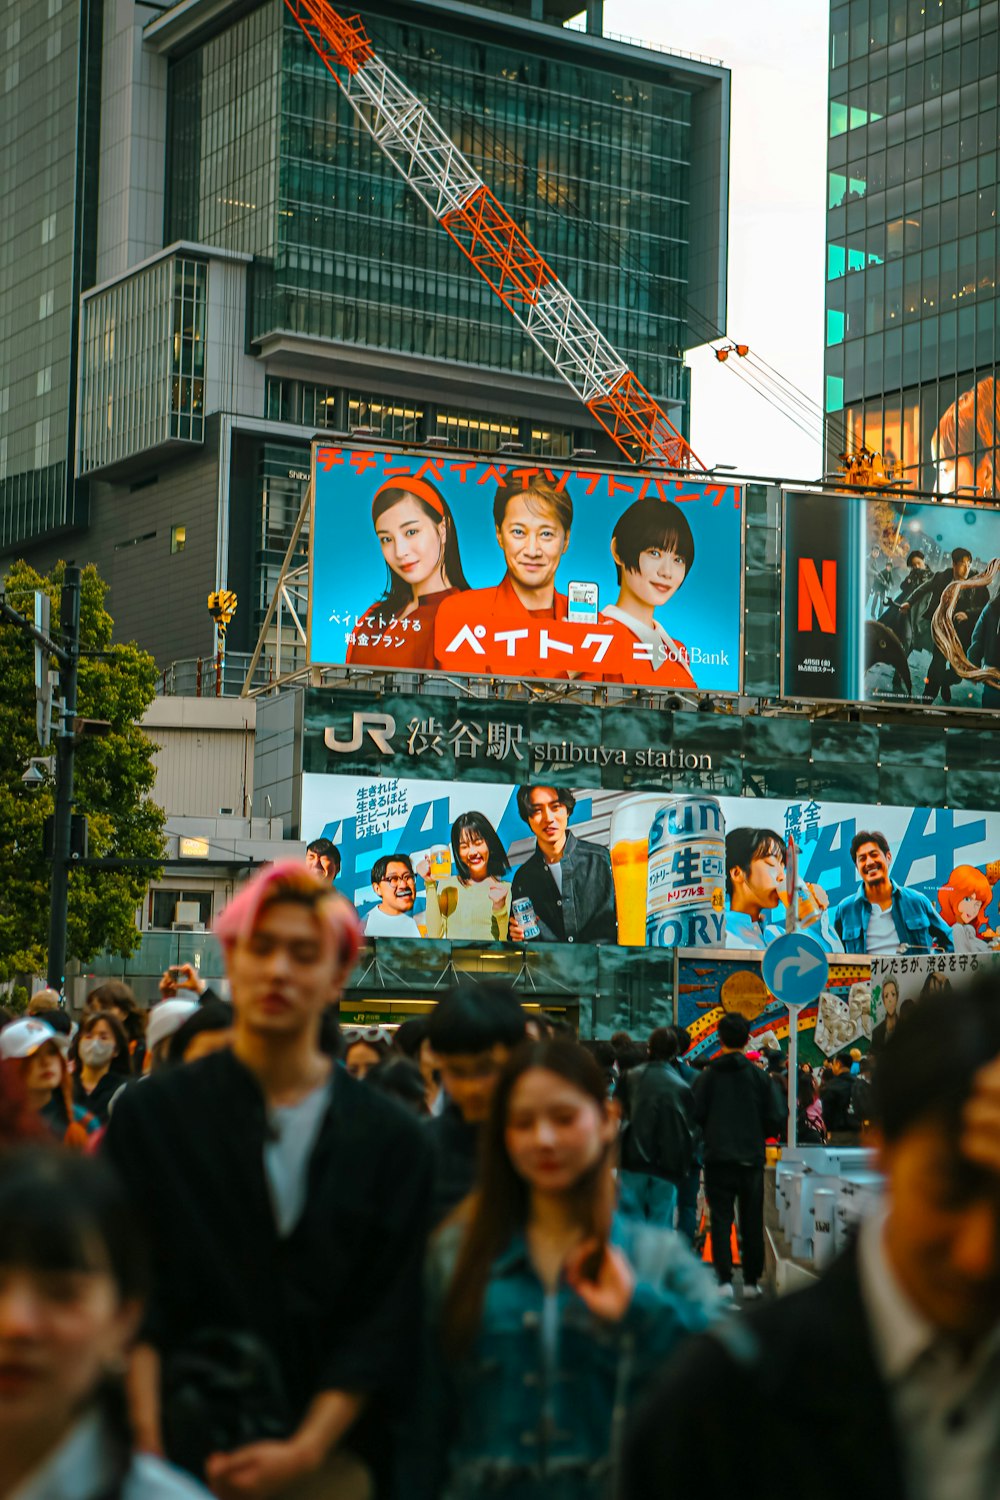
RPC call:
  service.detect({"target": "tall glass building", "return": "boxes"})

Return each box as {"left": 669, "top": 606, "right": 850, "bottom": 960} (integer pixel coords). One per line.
{"left": 824, "top": 0, "right": 999, "bottom": 496}
{"left": 0, "top": 0, "right": 729, "bottom": 670}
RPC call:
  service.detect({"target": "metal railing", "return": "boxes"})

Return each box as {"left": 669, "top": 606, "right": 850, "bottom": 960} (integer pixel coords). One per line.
{"left": 158, "top": 652, "right": 280, "bottom": 697}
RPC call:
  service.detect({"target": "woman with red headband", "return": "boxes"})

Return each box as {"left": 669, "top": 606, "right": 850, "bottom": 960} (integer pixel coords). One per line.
{"left": 347, "top": 477, "right": 469, "bottom": 669}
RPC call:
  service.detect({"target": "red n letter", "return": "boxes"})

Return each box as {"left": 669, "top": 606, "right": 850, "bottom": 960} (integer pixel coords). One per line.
{"left": 798, "top": 559, "right": 837, "bottom": 633}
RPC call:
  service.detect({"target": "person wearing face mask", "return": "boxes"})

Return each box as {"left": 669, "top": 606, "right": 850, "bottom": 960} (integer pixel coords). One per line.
{"left": 0, "top": 1019, "right": 101, "bottom": 1148}
{"left": 69, "top": 1011, "right": 133, "bottom": 1124}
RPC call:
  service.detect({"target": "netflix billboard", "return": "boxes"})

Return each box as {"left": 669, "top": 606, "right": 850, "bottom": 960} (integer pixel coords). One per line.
{"left": 782, "top": 489, "right": 1000, "bottom": 711}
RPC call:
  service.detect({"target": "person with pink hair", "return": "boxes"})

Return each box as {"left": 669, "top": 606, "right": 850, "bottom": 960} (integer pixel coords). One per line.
{"left": 937, "top": 864, "right": 996, "bottom": 953}
{"left": 104, "top": 862, "right": 432, "bottom": 1499}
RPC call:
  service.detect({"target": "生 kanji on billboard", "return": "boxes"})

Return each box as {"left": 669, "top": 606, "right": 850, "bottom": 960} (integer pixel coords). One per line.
{"left": 308, "top": 443, "right": 743, "bottom": 693}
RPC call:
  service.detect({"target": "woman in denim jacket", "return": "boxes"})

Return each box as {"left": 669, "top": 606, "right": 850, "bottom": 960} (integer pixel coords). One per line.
{"left": 412, "top": 1039, "right": 721, "bottom": 1500}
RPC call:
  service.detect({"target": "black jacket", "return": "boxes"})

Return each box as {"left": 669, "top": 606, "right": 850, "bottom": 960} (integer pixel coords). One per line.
{"left": 620, "top": 1061, "right": 696, "bottom": 1181}
{"left": 102, "top": 1049, "right": 431, "bottom": 1421}
{"left": 511, "top": 831, "right": 618, "bottom": 944}
{"left": 425, "top": 1099, "right": 479, "bottom": 1228}
{"left": 820, "top": 1070, "right": 858, "bottom": 1134}
{"left": 691, "top": 1051, "right": 785, "bottom": 1165}
{"left": 623, "top": 1242, "right": 906, "bottom": 1500}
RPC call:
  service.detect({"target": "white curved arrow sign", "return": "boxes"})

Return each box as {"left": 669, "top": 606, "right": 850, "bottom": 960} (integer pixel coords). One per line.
{"left": 772, "top": 948, "right": 825, "bottom": 993}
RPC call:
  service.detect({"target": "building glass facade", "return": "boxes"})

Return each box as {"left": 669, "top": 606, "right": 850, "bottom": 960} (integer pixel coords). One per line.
{"left": 168, "top": 1, "right": 699, "bottom": 416}
{"left": 79, "top": 255, "right": 207, "bottom": 474}
{"left": 824, "top": 0, "right": 999, "bottom": 495}
{"left": 0, "top": 0, "right": 101, "bottom": 549}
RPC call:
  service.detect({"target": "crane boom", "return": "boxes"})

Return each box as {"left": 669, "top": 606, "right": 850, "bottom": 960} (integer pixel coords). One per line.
{"left": 284, "top": 0, "right": 705, "bottom": 471}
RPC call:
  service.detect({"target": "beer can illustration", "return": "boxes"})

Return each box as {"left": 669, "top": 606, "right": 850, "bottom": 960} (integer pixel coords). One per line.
{"left": 646, "top": 795, "right": 726, "bottom": 949}
{"left": 512, "top": 896, "right": 541, "bottom": 941}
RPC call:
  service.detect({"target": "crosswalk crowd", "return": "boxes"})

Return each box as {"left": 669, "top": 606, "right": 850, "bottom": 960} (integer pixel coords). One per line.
{"left": 2, "top": 860, "right": 1000, "bottom": 1500}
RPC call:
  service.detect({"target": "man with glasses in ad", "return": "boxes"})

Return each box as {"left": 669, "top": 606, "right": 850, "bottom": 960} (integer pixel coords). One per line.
{"left": 507, "top": 783, "right": 618, "bottom": 944}
{"left": 363, "top": 853, "right": 422, "bottom": 937}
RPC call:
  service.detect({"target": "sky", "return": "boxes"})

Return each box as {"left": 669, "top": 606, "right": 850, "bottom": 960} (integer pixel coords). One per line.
{"left": 604, "top": 0, "right": 830, "bottom": 482}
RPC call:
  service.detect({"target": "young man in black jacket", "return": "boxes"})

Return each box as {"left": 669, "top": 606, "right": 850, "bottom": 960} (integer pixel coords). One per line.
{"left": 691, "top": 1012, "right": 785, "bottom": 1299}
{"left": 424, "top": 982, "right": 526, "bottom": 1227}
{"left": 625, "top": 981, "right": 1000, "bottom": 1500}
{"left": 821, "top": 1050, "right": 860, "bottom": 1143}
{"left": 104, "top": 862, "right": 431, "bottom": 1499}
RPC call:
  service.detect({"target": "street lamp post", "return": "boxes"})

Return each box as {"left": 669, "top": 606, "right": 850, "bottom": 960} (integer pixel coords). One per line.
{"left": 47, "top": 566, "right": 81, "bottom": 992}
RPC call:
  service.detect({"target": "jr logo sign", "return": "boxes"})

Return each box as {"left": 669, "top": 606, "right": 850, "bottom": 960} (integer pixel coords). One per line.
{"left": 324, "top": 713, "right": 396, "bottom": 755}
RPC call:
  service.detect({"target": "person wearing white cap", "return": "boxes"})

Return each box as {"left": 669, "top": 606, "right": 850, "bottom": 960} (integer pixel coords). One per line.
{"left": 0, "top": 1017, "right": 100, "bottom": 1148}
{"left": 143, "top": 1000, "right": 199, "bottom": 1073}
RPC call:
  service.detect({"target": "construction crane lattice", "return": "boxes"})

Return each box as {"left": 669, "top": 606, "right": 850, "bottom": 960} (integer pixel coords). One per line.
{"left": 285, "top": 0, "right": 704, "bottom": 471}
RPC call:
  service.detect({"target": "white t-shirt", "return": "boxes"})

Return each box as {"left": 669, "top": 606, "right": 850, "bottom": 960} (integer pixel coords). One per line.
{"left": 364, "top": 906, "right": 421, "bottom": 937}
{"left": 866, "top": 902, "right": 899, "bottom": 954}
{"left": 10, "top": 1409, "right": 211, "bottom": 1500}
{"left": 546, "top": 858, "right": 564, "bottom": 894}
{"left": 264, "top": 1080, "right": 331, "bottom": 1236}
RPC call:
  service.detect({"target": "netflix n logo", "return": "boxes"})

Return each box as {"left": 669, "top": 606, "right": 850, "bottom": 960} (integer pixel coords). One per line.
{"left": 798, "top": 558, "right": 837, "bottom": 633}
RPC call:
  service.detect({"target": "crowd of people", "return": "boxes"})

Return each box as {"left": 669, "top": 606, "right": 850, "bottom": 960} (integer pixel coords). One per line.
{"left": 2, "top": 859, "right": 1000, "bottom": 1500}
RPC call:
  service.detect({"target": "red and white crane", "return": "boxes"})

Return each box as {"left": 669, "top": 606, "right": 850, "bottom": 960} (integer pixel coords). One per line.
{"left": 284, "top": 0, "right": 705, "bottom": 471}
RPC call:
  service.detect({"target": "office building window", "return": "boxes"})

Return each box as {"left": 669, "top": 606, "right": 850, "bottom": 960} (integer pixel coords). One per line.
{"left": 170, "top": 525, "right": 187, "bottom": 554}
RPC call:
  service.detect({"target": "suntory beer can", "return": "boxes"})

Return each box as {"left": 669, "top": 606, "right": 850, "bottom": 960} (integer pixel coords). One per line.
{"left": 512, "top": 897, "right": 541, "bottom": 941}
{"left": 646, "top": 795, "right": 726, "bottom": 948}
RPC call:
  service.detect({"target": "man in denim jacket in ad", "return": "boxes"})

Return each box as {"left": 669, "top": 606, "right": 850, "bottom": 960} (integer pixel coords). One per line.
{"left": 833, "top": 830, "right": 953, "bottom": 956}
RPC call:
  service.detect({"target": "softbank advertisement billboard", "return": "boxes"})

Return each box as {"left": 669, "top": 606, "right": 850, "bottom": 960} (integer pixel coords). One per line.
{"left": 308, "top": 443, "right": 743, "bottom": 692}
{"left": 302, "top": 767, "right": 1000, "bottom": 959}
{"left": 783, "top": 489, "right": 1000, "bottom": 710}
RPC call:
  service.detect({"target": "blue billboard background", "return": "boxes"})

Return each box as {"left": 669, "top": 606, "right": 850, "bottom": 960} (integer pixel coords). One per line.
{"left": 308, "top": 444, "right": 743, "bottom": 692}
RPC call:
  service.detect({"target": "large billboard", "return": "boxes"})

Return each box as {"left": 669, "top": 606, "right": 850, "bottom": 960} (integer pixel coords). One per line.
{"left": 783, "top": 488, "right": 1000, "bottom": 710}
{"left": 302, "top": 769, "right": 1000, "bottom": 958}
{"left": 308, "top": 443, "right": 743, "bottom": 692}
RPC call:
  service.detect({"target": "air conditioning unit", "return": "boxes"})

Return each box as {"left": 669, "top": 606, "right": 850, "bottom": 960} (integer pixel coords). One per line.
{"left": 174, "top": 901, "right": 201, "bottom": 926}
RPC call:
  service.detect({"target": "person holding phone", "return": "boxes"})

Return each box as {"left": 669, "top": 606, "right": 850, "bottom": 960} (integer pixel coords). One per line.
{"left": 416, "top": 812, "right": 512, "bottom": 941}
{"left": 408, "top": 1040, "right": 720, "bottom": 1500}
{"left": 348, "top": 476, "right": 469, "bottom": 670}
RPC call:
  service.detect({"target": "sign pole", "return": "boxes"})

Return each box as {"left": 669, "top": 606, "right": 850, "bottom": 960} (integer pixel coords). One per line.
{"left": 763, "top": 877, "right": 829, "bottom": 1159}
{"left": 785, "top": 836, "right": 799, "bottom": 1150}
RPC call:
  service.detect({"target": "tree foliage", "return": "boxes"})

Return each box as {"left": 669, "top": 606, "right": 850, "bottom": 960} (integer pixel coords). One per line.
{"left": 0, "top": 561, "right": 165, "bottom": 976}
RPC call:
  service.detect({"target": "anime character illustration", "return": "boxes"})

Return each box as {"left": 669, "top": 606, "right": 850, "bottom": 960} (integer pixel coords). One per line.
{"left": 937, "top": 864, "right": 996, "bottom": 953}
{"left": 416, "top": 811, "right": 512, "bottom": 941}
{"left": 599, "top": 497, "right": 697, "bottom": 687}
{"left": 347, "top": 476, "right": 469, "bottom": 669}
{"left": 932, "top": 376, "right": 1000, "bottom": 500}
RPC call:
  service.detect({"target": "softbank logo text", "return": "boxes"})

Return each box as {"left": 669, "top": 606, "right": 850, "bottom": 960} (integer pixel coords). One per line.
{"left": 798, "top": 558, "right": 837, "bottom": 633}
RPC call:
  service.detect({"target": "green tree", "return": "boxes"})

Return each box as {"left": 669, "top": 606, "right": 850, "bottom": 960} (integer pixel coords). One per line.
{"left": 0, "top": 560, "right": 165, "bottom": 976}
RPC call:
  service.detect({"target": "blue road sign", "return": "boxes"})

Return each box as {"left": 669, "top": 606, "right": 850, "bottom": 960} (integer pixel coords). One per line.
{"left": 761, "top": 931, "right": 829, "bottom": 1009}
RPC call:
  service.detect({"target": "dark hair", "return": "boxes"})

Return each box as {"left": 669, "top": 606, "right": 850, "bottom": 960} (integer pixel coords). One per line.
{"left": 89, "top": 982, "right": 145, "bottom": 1049}
{"left": 344, "top": 1034, "right": 391, "bottom": 1068}
{"left": 70, "top": 1011, "right": 132, "bottom": 1078}
{"left": 718, "top": 1012, "right": 751, "bottom": 1049}
{"left": 725, "top": 827, "right": 786, "bottom": 898}
{"left": 392, "top": 1017, "right": 428, "bottom": 1059}
{"left": 425, "top": 982, "right": 527, "bottom": 1057}
{"left": 0, "top": 1148, "right": 148, "bottom": 1478}
{"left": 492, "top": 473, "right": 573, "bottom": 535}
{"left": 798, "top": 1070, "right": 818, "bottom": 1108}
{"left": 906, "top": 550, "right": 925, "bottom": 566}
{"left": 581, "top": 1039, "right": 616, "bottom": 1069}
{"left": 307, "top": 837, "right": 341, "bottom": 875}
{"left": 671, "top": 1025, "right": 693, "bottom": 1056}
{"left": 831, "top": 1051, "right": 852, "bottom": 1070}
{"left": 451, "top": 811, "right": 511, "bottom": 883}
{"left": 850, "top": 830, "right": 890, "bottom": 863}
{"left": 366, "top": 1057, "right": 429, "bottom": 1116}
{"left": 611, "top": 497, "right": 695, "bottom": 583}
{"left": 372, "top": 480, "right": 469, "bottom": 613}
{"left": 859, "top": 1057, "right": 875, "bottom": 1078}
{"left": 442, "top": 1040, "right": 610, "bottom": 1356}
{"left": 609, "top": 1030, "right": 633, "bottom": 1053}
{"left": 952, "top": 546, "right": 972, "bottom": 565}
{"left": 371, "top": 852, "right": 415, "bottom": 886}
{"left": 168, "top": 1001, "right": 234, "bottom": 1066}
{"left": 648, "top": 1026, "right": 679, "bottom": 1062}
{"left": 616, "top": 1043, "right": 648, "bottom": 1074}
{"left": 39, "top": 1009, "right": 72, "bottom": 1037}
{"left": 515, "top": 784, "right": 577, "bottom": 824}
{"left": 871, "top": 979, "right": 1000, "bottom": 1144}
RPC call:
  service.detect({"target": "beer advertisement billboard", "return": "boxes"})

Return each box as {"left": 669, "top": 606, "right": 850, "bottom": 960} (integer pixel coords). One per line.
{"left": 782, "top": 488, "right": 1000, "bottom": 710}
{"left": 308, "top": 442, "right": 743, "bottom": 692}
{"left": 301, "top": 766, "right": 1000, "bottom": 959}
